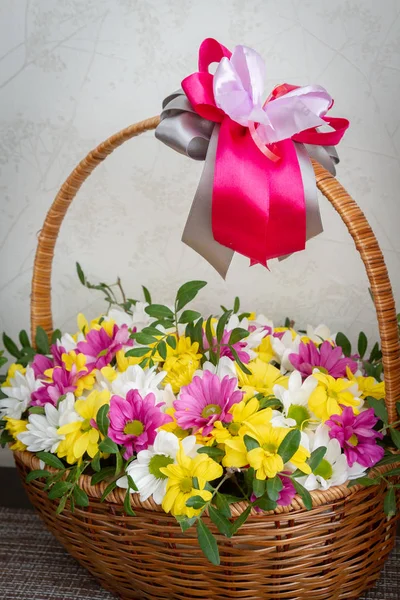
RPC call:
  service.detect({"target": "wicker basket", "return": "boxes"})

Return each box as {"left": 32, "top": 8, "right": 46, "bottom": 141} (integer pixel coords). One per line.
{"left": 14, "top": 115, "right": 400, "bottom": 600}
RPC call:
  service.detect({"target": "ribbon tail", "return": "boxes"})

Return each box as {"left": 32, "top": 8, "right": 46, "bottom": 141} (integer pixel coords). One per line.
{"left": 304, "top": 143, "right": 338, "bottom": 176}
{"left": 182, "top": 125, "right": 234, "bottom": 278}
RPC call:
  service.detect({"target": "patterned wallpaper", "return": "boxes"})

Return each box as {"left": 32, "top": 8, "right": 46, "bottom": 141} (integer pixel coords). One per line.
{"left": 0, "top": 0, "right": 399, "bottom": 357}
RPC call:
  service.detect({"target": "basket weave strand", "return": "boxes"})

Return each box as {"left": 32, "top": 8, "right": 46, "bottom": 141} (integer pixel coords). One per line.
{"left": 21, "top": 116, "right": 400, "bottom": 599}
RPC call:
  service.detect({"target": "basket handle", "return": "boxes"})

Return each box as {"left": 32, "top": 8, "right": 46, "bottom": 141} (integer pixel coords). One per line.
{"left": 30, "top": 116, "right": 400, "bottom": 424}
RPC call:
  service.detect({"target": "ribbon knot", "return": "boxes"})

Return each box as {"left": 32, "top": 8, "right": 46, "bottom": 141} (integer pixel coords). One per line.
{"left": 155, "top": 38, "right": 349, "bottom": 278}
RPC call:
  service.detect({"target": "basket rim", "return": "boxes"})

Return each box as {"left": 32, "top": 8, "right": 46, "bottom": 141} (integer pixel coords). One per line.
{"left": 14, "top": 449, "right": 398, "bottom": 518}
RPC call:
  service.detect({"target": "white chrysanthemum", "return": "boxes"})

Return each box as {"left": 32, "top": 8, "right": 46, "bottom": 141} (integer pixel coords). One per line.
{"left": 273, "top": 371, "right": 319, "bottom": 430}
{"left": 270, "top": 330, "right": 301, "bottom": 373}
{"left": 117, "top": 431, "right": 198, "bottom": 504}
{"left": 57, "top": 332, "right": 84, "bottom": 352}
{"left": 306, "top": 324, "right": 335, "bottom": 344}
{"left": 104, "top": 307, "right": 134, "bottom": 328}
{"left": 299, "top": 425, "right": 348, "bottom": 491}
{"left": 226, "top": 315, "right": 266, "bottom": 351}
{"left": 131, "top": 302, "right": 156, "bottom": 331}
{"left": 196, "top": 356, "right": 238, "bottom": 380}
{"left": 111, "top": 365, "right": 167, "bottom": 402}
{"left": 0, "top": 366, "right": 42, "bottom": 420}
{"left": 248, "top": 314, "right": 274, "bottom": 330}
{"left": 17, "top": 393, "right": 80, "bottom": 452}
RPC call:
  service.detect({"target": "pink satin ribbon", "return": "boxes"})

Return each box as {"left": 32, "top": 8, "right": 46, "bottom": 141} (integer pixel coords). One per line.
{"left": 182, "top": 39, "right": 349, "bottom": 266}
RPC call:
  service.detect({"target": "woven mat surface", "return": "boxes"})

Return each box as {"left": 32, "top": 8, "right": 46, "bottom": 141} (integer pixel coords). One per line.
{"left": 0, "top": 507, "right": 398, "bottom": 600}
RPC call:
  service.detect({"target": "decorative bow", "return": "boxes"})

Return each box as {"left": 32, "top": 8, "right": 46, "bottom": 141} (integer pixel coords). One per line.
{"left": 156, "top": 38, "right": 349, "bottom": 278}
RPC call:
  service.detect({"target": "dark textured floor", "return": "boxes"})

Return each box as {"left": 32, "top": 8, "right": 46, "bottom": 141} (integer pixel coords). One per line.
{"left": 0, "top": 503, "right": 398, "bottom": 599}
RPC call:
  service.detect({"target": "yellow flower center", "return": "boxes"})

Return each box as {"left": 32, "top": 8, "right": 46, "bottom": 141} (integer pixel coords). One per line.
{"left": 179, "top": 477, "right": 193, "bottom": 493}
{"left": 228, "top": 422, "right": 241, "bottom": 436}
{"left": 124, "top": 420, "right": 144, "bottom": 436}
{"left": 262, "top": 442, "right": 277, "bottom": 455}
{"left": 287, "top": 405, "right": 310, "bottom": 428}
{"left": 314, "top": 458, "right": 333, "bottom": 480}
{"left": 201, "top": 404, "right": 222, "bottom": 418}
{"left": 348, "top": 434, "right": 358, "bottom": 447}
{"left": 82, "top": 419, "right": 92, "bottom": 432}
{"left": 148, "top": 454, "right": 174, "bottom": 479}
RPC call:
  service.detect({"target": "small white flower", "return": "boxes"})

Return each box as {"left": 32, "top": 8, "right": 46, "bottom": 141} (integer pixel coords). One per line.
{"left": 270, "top": 331, "right": 301, "bottom": 373}
{"left": 17, "top": 393, "right": 80, "bottom": 452}
{"left": 273, "top": 371, "right": 319, "bottom": 430}
{"left": 105, "top": 307, "right": 134, "bottom": 328}
{"left": 197, "top": 356, "right": 238, "bottom": 380}
{"left": 248, "top": 314, "right": 274, "bottom": 330}
{"left": 0, "top": 366, "right": 42, "bottom": 420}
{"left": 131, "top": 302, "right": 156, "bottom": 331}
{"left": 306, "top": 324, "right": 335, "bottom": 344}
{"left": 117, "top": 431, "right": 198, "bottom": 504}
{"left": 226, "top": 314, "right": 268, "bottom": 359}
{"left": 111, "top": 365, "right": 167, "bottom": 403}
{"left": 299, "top": 424, "right": 348, "bottom": 491}
{"left": 58, "top": 332, "right": 84, "bottom": 352}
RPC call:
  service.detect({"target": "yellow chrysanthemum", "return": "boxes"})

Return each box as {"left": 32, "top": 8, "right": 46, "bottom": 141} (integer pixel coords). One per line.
{"left": 346, "top": 367, "right": 385, "bottom": 400}
{"left": 57, "top": 390, "right": 110, "bottom": 464}
{"left": 237, "top": 359, "right": 288, "bottom": 400}
{"left": 5, "top": 417, "right": 27, "bottom": 451}
{"left": 61, "top": 351, "right": 95, "bottom": 396}
{"left": 255, "top": 336, "right": 274, "bottom": 364}
{"left": 308, "top": 373, "right": 362, "bottom": 422}
{"left": 160, "top": 444, "right": 223, "bottom": 517}
{"left": 2, "top": 363, "right": 26, "bottom": 388}
{"left": 115, "top": 349, "right": 140, "bottom": 371}
{"left": 162, "top": 339, "right": 202, "bottom": 393}
{"left": 77, "top": 313, "right": 103, "bottom": 334}
{"left": 211, "top": 398, "right": 273, "bottom": 446}
{"left": 160, "top": 407, "right": 189, "bottom": 439}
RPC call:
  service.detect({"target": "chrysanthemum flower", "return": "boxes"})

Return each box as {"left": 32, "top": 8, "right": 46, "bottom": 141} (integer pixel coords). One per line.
{"left": 2, "top": 363, "right": 26, "bottom": 388}
{"left": 270, "top": 331, "right": 301, "bottom": 373}
{"left": 308, "top": 373, "right": 362, "bottom": 422}
{"left": 346, "top": 368, "right": 385, "bottom": 400}
{"left": 251, "top": 472, "right": 296, "bottom": 508}
{"left": 326, "top": 406, "right": 384, "bottom": 468}
{"left": 4, "top": 417, "right": 28, "bottom": 451}
{"left": 212, "top": 397, "right": 273, "bottom": 445}
{"left": 273, "top": 371, "right": 319, "bottom": 430}
{"left": 289, "top": 341, "right": 357, "bottom": 379}
{"left": 117, "top": 431, "right": 198, "bottom": 505}
{"left": 174, "top": 371, "right": 243, "bottom": 435}
{"left": 31, "top": 364, "right": 86, "bottom": 407}
{"left": 108, "top": 390, "right": 172, "bottom": 458}
{"left": 162, "top": 337, "right": 202, "bottom": 393}
{"left": 254, "top": 335, "right": 274, "bottom": 364}
{"left": 160, "top": 444, "right": 223, "bottom": 517}
{"left": 236, "top": 359, "right": 288, "bottom": 400}
{"left": 57, "top": 390, "right": 110, "bottom": 463}
{"left": 0, "top": 366, "right": 42, "bottom": 419}
{"left": 77, "top": 322, "right": 131, "bottom": 369}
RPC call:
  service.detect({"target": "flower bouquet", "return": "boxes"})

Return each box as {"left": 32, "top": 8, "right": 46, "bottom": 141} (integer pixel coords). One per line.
{"left": 2, "top": 36, "right": 399, "bottom": 600}
{"left": 1, "top": 267, "right": 399, "bottom": 566}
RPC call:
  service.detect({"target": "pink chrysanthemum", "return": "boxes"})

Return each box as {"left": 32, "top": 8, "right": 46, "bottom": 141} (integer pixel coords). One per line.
{"left": 203, "top": 330, "right": 250, "bottom": 364}
{"left": 32, "top": 344, "right": 66, "bottom": 379}
{"left": 31, "top": 366, "right": 82, "bottom": 406}
{"left": 174, "top": 371, "right": 243, "bottom": 435}
{"left": 77, "top": 324, "right": 131, "bottom": 369}
{"left": 108, "top": 390, "right": 172, "bottom": 459}
{"left": 289, "top": 341, "right": 357, "bottom": 379}
{"left": 326, "top": 406, "right": 384, "bottom": 468}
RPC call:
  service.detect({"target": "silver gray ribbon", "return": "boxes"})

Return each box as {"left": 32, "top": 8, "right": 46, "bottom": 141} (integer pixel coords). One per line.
{"left": 155, "top": 89, "right": 340, "bottom": 278}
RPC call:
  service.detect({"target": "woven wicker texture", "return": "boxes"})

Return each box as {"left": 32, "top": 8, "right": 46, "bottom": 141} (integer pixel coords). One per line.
{"left": 20, "top": 116, "right": 400, "bottom": 599}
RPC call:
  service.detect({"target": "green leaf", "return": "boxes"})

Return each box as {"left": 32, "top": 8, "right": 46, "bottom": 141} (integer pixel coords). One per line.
{"left": 127, "top": 474, "right": 138, "bottom": 492}
{"left": 347, "top": 476, "right": 379, "bottom": 488}
{"left": 222, "top": 494, "right": 242, "bottom": 504}
{"left": 48, "top": 481, "right": 71, "bottom": 500}
{"left": 233, "top": 296, "right": 240, "bottom": 313}
{"left": 228, "top": 327, "right": 250, "bottom": 346}
{"left": 205, "top": 315, "right": 214, "bottom": 348}
{"left": 284, "top": 317, "right": 291, "bottom": 328}
{"left": 96, "top": 404, "right": 110, "bottom": 437}
{"left": 335, "top": 332, "right": 351, "bottom": 357}
{"left": 141, "top": 326, "right": 164, "bottom": 337}
{"left": 115, "top": 451, "right": 123, "bottom": 477}
{"left": 357, "top": 332, "right": 368, "bottom": 359}
{"left": 244, "top": 434, "right": 259, "bottom": 452}
{"left": 28, "top": 406, "right": 45, "bottom": 415}
{"left": 176, "top": 515, "right": 197, "bottom": 532}
{"left": 56, "top": 495, "right": 68, "bottom": 514}
{"left": 230, "top": 506, "right": 252, "bottom": 536}
{"left": 308, "top": 446, "right": 327, "bottom": 473}
{"left": 366, "top": 397, "right": 388, "bottom": 424}
{"left": 390, "top": 427, "right": 400, "bottom": 449}
{"left": 186, "top": 495, "right": 207, "bottom": 509}
{"left": 369, "top": 342, "right": 382, "bottom": 363}
{"left": 76, "top": 262, "right": 86, "bottom": 285}
{"left": 73, "top": 486, "right": 89, "bottom": 507}
{"left": 91, "top": 466, "right": 115, "bottom": 486}
{"left": 216, "top": 310, "right": 232, "bottom": 343}
{"left": 179, "top": 310, "right": 202, "bottom": 324}
{"left": 101, "top": 480, "right": 117, "bottom": 502}
{"left": 145, "top": 304, "right": 174, "bottom": 320}
{"left": 166, "top": 335, "right": 177, "bottom": 350}
{"left": 384, "top": 487, "right": 396, "bottom": 517}
{"left": 197, "top": 446, "right": 225, "bottom": 461}
{"left": 91, "top": 453, "right": 101, "bottom": 473}
{"left": 254, "top": 495, "right": 277, "bottom": 511}
{"left": 176, "top": 281, "right": 207, "bottom": 312}
{"left": 158, "top": 340, "right": 167, "bottom": 361}
{"left": 98, "top": 437, "right": 119, "bottom": 454}
{"left": 197, "top": 519, "right": 220, "bottom": 565}
{"left": 35, "top": 327, "right": 50, "bottom": 355}
{"left": 397, "top": 402, "right": 400, "bottom": 419}
{"left": 266, "top": 476, "right": 284, "bottom": 502}
{"left": 2, "top": 333, "right": 21, "bottom": 358}
{"left": 133, "top": 333, "right": 157, "bottom": 345}
{"left": 125, "top": 347, "right": 150, "bottom": 358}
{"left": 51, "top": 329, "right": 62, "bottom": 345}
{"left": 36, "top": 452, "right": 65, "bottom": 471}
{"left": 258, "top": 396, "right": 283, "bottom": 410}
{"left": 18, "top": 330, "right": 30, "bottom": 348}
{"left": 26, "top": 469, "right": 51, "bottom": 483}
{"left": 252, "top": 478, "right": 267, "bottom": 498}
{"left": 382, "top": 467, "right": 400, "bottom": 477}
{"left": 214, "top": 493, "right": 231, "bottom": 518}
{"left": 124, "top": 489, "right": 136, "bottom": 516}
{"left": 277, "top": 429, "right": 301, "bottom": 464}
{"left": 375, "top": 453, "right": 400, "bottom": 467}
{"left": 292, "top": 479, "right": 312, "bottom": 510}
{"left": 229, "top": 346, "right": 252, "bottom": 375}
{"left": 209, "top": 505, "right": 232, "bottom": 537}
{"left": 142, "top": 285, "right": 152, "bottom": 304}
